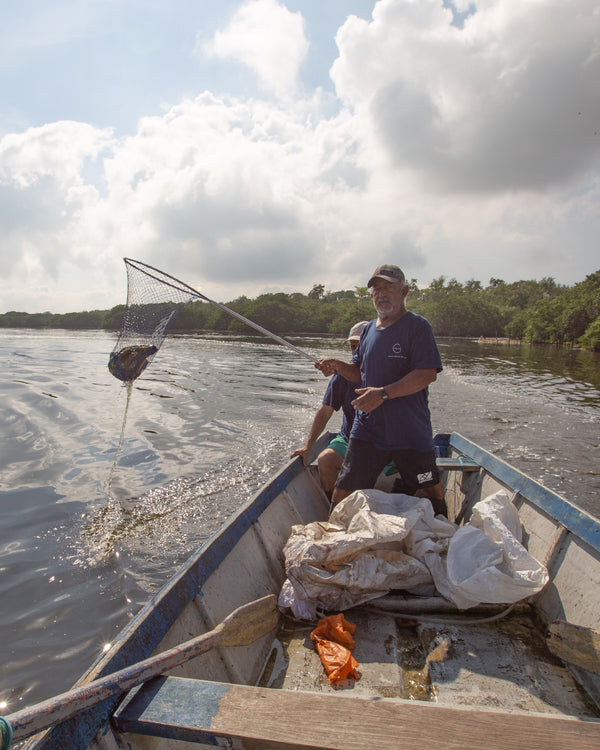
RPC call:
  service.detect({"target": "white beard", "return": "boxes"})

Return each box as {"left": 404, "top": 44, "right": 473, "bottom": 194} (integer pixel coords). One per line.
{"left": 374, "top": 297, "right": 393, "bottom": 316}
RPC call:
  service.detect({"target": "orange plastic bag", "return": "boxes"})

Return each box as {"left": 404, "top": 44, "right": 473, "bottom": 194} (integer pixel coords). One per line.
{"left": 310, "top": 614, "right": 360, "bottom": 682}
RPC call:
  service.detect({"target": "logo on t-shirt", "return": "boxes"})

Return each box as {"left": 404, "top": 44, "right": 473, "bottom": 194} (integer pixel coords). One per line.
{"left": 389, "top": 342, "right": 406, "bottom": 359}
{"left": 417, "top": 471, "right": 433, "bottom": 485}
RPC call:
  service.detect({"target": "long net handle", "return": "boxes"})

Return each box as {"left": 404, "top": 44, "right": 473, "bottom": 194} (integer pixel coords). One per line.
{"left": 210, "top": 302, "right": 318, "bottom": 362}
{"left": 124, "top": 259, "right": 318, "bottom": 363}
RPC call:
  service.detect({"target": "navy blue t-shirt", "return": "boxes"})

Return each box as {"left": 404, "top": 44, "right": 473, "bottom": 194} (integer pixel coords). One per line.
{"left": 350, "top": 313, "right": 442, "bottom": 451}
{"left": 322, "top": 373, "right": 359, "bottom": 441}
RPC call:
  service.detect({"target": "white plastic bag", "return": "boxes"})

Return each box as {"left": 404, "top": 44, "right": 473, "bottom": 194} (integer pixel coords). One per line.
{"left": 445, "top": 490, "right": 549, "bottom": 609}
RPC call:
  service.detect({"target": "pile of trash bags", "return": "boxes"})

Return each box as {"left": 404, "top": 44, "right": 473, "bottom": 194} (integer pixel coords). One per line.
{"left": 278, "top": 489, "right": 549, "bottom": 619}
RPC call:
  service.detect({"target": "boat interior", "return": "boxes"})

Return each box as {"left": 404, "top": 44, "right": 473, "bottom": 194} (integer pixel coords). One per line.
{"left": 23, "top": 433, "right": 600, "bottom": 750}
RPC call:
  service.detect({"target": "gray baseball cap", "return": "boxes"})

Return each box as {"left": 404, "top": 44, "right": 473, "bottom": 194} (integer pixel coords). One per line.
{"left": 346, "top": 321, "right": 368, "bottom": 341}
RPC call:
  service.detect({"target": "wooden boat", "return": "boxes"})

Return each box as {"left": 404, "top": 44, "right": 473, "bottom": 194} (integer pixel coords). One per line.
{"left": 8, "top": 432, "right": 600, "bottom": 750}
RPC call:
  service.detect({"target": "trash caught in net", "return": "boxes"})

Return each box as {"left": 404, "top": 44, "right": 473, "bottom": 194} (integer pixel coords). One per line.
{"left": 108, "top": 345, "right": 159, "bottom": 382}
{"left": 108, "top": 259, "right": 200, "bottom": 382}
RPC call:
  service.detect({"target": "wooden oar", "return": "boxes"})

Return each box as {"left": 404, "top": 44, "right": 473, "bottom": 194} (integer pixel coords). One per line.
{"left": 3, "top": 594, "right": 278, "bottom": 744}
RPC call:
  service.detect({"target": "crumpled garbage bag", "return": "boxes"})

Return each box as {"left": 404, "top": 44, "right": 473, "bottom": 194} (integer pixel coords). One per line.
{"left": 278, "top": 490, "right": 456, "bottom": 619}
{"left": 310, "top": 613, "right": 360, "bottom": 682}
{"left": 278, "top": 489, "right": 548, "bottom": 618}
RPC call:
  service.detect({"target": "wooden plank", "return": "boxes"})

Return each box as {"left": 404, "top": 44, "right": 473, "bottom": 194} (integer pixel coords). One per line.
{"left": 547, "top": 620, "right": 600, "bottom": 675}
{"left": 114, "top": 676, "right": 600, "bottom": 750}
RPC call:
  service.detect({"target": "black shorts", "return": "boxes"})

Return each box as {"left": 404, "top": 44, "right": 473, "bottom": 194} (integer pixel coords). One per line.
{"left": 336, "top": 438, "right": 440, "bottom": 495}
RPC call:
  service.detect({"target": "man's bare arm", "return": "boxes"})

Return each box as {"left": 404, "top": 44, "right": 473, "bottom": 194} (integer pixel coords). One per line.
{"left": 351, "top": 369, "right": 438, "bottom": 413}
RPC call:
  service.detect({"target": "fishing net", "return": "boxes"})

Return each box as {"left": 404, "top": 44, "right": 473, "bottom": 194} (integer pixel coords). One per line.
{"left": 108, "top": 258, "right": 316, "bottom": 383}
{"left": 108, "top": 259, "right": 201, "bottom": 382}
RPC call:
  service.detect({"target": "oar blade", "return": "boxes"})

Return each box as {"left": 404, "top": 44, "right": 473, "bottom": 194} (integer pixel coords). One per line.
{"left": 218, "top": 594, "right": 279, "bottom": 647}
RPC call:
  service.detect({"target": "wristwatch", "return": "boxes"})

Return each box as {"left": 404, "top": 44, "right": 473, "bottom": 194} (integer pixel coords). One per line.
{"left": 380, "top": 387, "right": 390, "bottom": 401}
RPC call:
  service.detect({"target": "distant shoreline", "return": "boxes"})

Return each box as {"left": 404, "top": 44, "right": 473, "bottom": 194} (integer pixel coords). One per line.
{"left": 473, "top": 336, "right": 588, "bottom": 350}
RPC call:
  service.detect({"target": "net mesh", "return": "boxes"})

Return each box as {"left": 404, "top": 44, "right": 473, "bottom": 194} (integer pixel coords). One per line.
{"left": 109, "top": 258, "right": 316, "bottom": 383}
{"left": 108, "top": 259, "right": 200, "bottom": 382}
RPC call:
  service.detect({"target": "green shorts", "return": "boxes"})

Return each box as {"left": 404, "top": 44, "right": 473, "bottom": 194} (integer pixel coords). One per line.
{"left": 327, "top": 434, "right": 349, "bottom": 458}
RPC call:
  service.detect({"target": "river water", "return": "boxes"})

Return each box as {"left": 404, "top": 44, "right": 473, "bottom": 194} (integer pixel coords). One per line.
{"left": 0, "top": 328, "right": 599, "bottom": 714}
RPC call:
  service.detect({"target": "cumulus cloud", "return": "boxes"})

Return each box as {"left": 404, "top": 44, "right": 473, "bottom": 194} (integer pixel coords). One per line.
{"left": 332, "top": 0, "right": 600, "bottom": 192}
{"left": 105, "top": 93, "right": 391, "bottom": 300}
{"left": 203, "top": 0, "right": 309, "bottom": 99}
{"left": 0, "top": 122, "right": 113, "bottom": 281}
{"left": 1, "top": 0, "right": 599, "bottom": 314}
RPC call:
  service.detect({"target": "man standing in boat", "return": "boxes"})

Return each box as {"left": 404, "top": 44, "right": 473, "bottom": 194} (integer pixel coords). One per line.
{"left": 316, "top": 264, "right": 446, "bottom": 516}
{"left": 291, "top": 320, "right": 368, "bottom": 497}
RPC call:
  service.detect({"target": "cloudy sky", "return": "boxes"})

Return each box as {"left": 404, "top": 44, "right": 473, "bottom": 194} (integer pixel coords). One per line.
{"left": 1, "top": 0, "right": 599, "bottom": 314}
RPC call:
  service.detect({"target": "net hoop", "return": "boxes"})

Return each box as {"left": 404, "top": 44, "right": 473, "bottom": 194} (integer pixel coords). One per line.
{"left": 124, "top": 258, "right": 208, "bottom": 304}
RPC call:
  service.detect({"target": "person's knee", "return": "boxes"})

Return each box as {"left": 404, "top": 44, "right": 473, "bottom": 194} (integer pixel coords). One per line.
{"left": 317, "top": 449, "right": 343, "bottom": 479}
{"left": 317, "top": 448, "right": 344, "bottom": 493}
{"left": 318, "top": 447, "right": 343, "bottom": 468}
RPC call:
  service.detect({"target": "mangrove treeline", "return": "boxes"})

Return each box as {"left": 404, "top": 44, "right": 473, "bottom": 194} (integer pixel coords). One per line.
{"left": 2, "top": 271, "right": 599, "bottom": 350}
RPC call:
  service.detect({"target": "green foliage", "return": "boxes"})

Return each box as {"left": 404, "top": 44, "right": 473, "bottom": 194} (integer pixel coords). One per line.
{"left": 579, "top": 319, "right": 600, "bottom": 351}
{"left": 101, "top": 305, "right": 126, "bottom": 330}
{"left": 517, "top": 272, "right": 600, "bottom": 346}
{"left": 1, "top": 270, "right": 598, "bottom": 349}
{"left": 408, "top": 277, "right": 507, "bottom": 337}
{"left": 308, "top": 284, "right": 325, "bottom": 300}
{"left": 504, "top": 310, "right": 529, "bottom": 340}
{"left": 0, "top": 309, "right": 106, "bottom": 329}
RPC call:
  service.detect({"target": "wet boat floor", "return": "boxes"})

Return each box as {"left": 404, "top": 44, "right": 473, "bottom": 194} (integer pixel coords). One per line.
{"left": 260, "top": 603, "right": 599, "bottom": 718}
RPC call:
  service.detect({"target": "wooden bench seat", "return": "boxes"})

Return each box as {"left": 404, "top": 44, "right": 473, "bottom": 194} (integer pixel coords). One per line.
{"left": 113, "top": 675, "right": 600, "bottom": 750}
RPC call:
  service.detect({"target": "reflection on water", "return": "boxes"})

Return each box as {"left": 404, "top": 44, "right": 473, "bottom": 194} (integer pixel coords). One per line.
{"left": 0, "top": 329, "right": 598, "bottom": 712}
